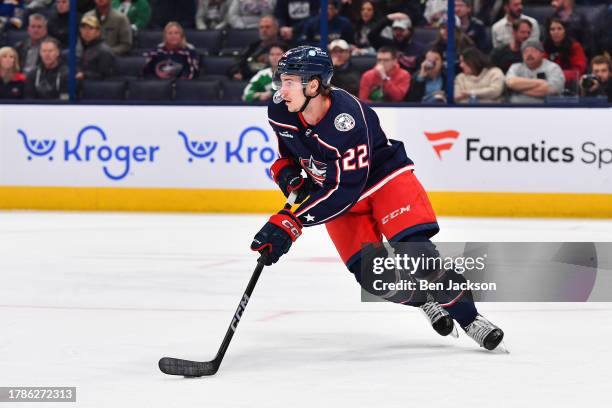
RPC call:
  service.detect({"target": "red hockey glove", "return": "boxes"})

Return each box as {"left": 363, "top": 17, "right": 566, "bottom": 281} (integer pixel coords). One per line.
{"left": 270, "top": 158, "right": 312, "bottom": 204}
{"left": 250, "top": 209, "right": 302, "bottom": 265}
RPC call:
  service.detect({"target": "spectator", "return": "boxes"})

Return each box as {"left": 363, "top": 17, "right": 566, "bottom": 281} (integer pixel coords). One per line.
{"left": 15, "top": 13, "right": 49, "bottom": 75}
{"left": 490, "top": 18, "right": 532, "bottom": 73}
{"left": 0, "top": 46, "right": 25, "bottom": 99}
{"left": 505, "top": 40, "right": 565, "bottom": 103}
{"left": 226, "top": 0, "right": 276, "bottom": 29}
{"left": 143, "top": 21, "right": 200, "bottom": 80}
{"left": 48, "top": 0, "right": 76, "bottom": 49}
{"left": 543, "top": 16, "right": 586, "bottom": 84}
{"left": 353, "top": 1, "right": 380, "bottom": 56}
{"left": 112, "top": 0, "right": 152, "bottom": 30}
{"left": 25, "top": 38, "right": 69, "bottom": 99}
{"left": 455, "top": 47, "right": 504, "bottom": 103}
{"left": 492, "top": 0, "right": 540, "bottom": 49}
{"left": 431, "top": 15, "right": 474, "bottom": 62}
{"left": 229, "top": 14, "right": 280, "bottom": 80}
{"left": 0, "top": 0, "right": 24, "bottom": 30}
{"left": 423, "top": 0, "right": 447, "bottom": 26}
{"left": 196, "top": 0, "right": 229, "bottom": 30}
{"left": 579, "top": 55, "right": 611, "bottom": 102}
{"left": 150, "top": 0, "right": 196, "bottom": 28}
{"left": 329, "top": 38, "right": 360, "bottom": 96}
{"left": 367, "top": 14, "right": 425, "bottom": 72}
{"left": 406, "top": 48, "right": 447, "bottom": 103}
{"left": 359, "top": 46, "right": 411, "bottom": 102}
{"left": 300, "top": 0, "right": 354, "bottom": 45}
{"left": 85, "top": 0, "right": 133, "bottom": 56}
{"left": 455, "top": 0, "right": 487, "bottom": 51}
{"left": 274, "top": 0, "right": 318, "bottom": 44}
{"left": 76, "top": 15, "right": 115, "bottom": 81}
{"left": 548, "top": 0, "right": 589, "bottom": 56}
{"left": 242, "top": 42, "right": 286, "bottom": 101}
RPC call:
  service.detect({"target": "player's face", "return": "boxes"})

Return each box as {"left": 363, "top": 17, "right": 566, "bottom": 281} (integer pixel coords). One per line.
{"left": 278, "top": 74, "right": 310, "bottom": 112}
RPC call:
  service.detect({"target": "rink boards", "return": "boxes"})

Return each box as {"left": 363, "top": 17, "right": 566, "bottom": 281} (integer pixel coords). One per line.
{"left": 0, "top": 104, "right": 610, "bottom": 217}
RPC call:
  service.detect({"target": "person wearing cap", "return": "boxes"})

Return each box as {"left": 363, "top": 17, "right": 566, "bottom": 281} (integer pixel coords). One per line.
{"left": 367, "top": 13, "right": 425, "bottom": 73}
{"left": 505, "top": 40, "right": 565, "bottom": 103}
{"left": 328, "top": 38, "right": 360, "bottom": 96}
{"left": 300, "top": 0, "right": 354, "bottom": 46}
{"left": 84, "top": 0, "right": 133, "bottom": 56}
{"left": 455, "top": 0, "right": 487, "bottom": 51}
{"left": 492, "top": 0, "right": 540, "bottom": 49}
{"left": 359, "top": 45, "right": 411, "bottom": 102}
{"left": 76, "top": 15, "right": 115, "bottom": 81}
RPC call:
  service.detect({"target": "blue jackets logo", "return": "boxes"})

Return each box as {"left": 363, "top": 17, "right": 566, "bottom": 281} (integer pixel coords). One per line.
{"left": 18, "top": 125, "right": 160, "bottom": 180}
{"left": 178, "top": 131, "right": 218, "bottom": 162}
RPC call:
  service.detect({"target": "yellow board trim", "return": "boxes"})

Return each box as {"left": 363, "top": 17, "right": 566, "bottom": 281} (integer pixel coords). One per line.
{"left": 0, "top": 186, "right": 611, "bottom": 218}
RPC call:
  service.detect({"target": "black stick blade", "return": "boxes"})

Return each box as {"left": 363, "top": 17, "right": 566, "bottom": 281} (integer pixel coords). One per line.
{"left": 159, "top": 357, "right": 218, "bottom": 377}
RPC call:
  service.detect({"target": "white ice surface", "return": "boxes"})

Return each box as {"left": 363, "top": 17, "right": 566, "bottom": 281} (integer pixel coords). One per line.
{"left": 0, "top": 212, "right": 611, "bottom": 407}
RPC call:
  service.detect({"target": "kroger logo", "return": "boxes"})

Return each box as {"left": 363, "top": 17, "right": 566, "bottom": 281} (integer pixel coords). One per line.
{"left": 178, "top": 126, "right": 276, "bottom": 178}
{"left": 19, "top": 125, "right": 160, "bottom": 180}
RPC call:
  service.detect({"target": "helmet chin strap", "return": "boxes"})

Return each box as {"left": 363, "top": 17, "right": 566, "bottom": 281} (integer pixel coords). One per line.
{"left": 298, "top": 80, "right": 321, "bottom": 113}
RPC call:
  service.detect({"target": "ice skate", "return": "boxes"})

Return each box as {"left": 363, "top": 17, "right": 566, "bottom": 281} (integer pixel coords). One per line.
{"left": 420, "top": 298, "right": 458, "bottom": 337}
{"left": 463, "top": 315, "right": 506, "bottom": 351}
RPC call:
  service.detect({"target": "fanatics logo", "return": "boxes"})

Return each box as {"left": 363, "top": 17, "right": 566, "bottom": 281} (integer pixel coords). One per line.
{"left": 334, "top": 113, "right": 355, "bottom": 131}
{"left": 300, "top": 155, "right": 327, "bottom": 185}
{"left": 424, "top": 130, "right": 460, "bottom": 159}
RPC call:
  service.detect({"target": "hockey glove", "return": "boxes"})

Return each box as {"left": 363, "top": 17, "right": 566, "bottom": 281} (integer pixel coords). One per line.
{"left": 251, "top": 209, "right": 302, "bottom": 265}
{"left": 270, "top": 158, "right": 312, "bottom": 204}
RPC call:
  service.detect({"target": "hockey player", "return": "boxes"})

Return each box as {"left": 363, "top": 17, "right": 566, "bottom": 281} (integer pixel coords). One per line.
{"left": 250, "top": 45, "right": 504, "bottom": 350}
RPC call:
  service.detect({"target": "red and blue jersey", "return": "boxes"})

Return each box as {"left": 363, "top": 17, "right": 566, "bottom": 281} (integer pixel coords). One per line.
{"left": 267, "top": 88, "right": 414, "bottom": 227}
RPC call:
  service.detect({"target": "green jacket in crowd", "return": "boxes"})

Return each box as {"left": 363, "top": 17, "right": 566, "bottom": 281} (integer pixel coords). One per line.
{"left": 111, "top": 0, "right": 151, "bottom": 29}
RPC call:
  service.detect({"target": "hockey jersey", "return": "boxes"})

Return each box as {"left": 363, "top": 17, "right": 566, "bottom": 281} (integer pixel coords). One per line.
{"left": 267, "top": 88, "right": 414, "bottom": 227}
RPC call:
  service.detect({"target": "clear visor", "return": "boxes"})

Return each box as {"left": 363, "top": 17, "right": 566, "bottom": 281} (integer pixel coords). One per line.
{"left": 272, "top": 72, "right": 310, "bottom": 91}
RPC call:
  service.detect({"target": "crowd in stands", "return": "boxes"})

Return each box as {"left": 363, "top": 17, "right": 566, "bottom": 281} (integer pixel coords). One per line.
{"left": 0, "top": 0, "right": 610, "bottom": 103}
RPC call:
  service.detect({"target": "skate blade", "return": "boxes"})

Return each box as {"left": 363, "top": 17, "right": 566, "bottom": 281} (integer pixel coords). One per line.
{"left": 492, "top": 340, "right": 510, "bottom": 354}
{"left": 449, "top": 325, "right": 459, "bottom": 338}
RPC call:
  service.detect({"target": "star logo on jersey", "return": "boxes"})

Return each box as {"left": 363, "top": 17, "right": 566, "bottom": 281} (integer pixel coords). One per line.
{"left": 304, "top": 214, "right": 315, "bottom": 222}
{"left": 300, "top": 155, "right": 326, "bottom": 186}
{"left": 424, "top": 130, "right": 460, "bottom": 160}
{"left": 334, "top": 113, "right": 355, "bottom": 132}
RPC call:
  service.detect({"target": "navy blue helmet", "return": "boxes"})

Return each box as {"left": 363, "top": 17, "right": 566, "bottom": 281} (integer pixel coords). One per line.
{"left": 272, "top": 46, "right": 334, "bottom": 90}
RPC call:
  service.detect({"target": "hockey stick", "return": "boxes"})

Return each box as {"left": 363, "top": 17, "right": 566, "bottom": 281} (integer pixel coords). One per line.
{"left": 158, "top": 192, "right": 298, "bottom": 377}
